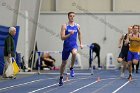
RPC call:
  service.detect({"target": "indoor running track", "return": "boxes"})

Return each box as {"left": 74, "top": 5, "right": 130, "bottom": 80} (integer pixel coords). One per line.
{"left": 0, "top": 69, "right": 139, "bottom": 93}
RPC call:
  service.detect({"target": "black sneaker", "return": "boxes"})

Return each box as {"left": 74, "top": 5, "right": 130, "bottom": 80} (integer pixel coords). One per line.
{"left": 12, "top": 76, "right": 16, "bottom": 79}
{"left": 70, "top": 69, "right": 74, "bottom": 77}
{"left": 136, "top": 70, "right": 139, "bottom": 73}
{"left": 132, "top": 69, "right": 134, "bottom": 73}
{"left": 59, "top": 78, "right": 63, "bottom": 86}
{"left": 128, "top": 74, "right": 132, "bottom": 81}
{"left": 9, "top": 76, "right": 16, "bottom": 79}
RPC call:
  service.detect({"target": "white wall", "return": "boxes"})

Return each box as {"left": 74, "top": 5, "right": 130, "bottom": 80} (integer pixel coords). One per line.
{"left": 36, "top": 12, "right": 140, "bottom": 69}
{"left": 56, "top": 0, "right": 111, "bottom": 12}
{"left": 1, "top": 0, "right": 140, "bottom": 69}
{"left": 0, "top": 0, "right": 41, "bottom": 68}
{"left": 0, "top": 0, "right": 19, "bottom": 26}
{"left": 16, "top": 0, "right": 41, "bottom": 68}
{"left": 115, "top": 0, "right": 140, "bottom": 12}
{"left": 41, "top": 0, "right": 55, "bottom": 11}
{"left": 41, "top": 0, "right": 140, "bottom": 12}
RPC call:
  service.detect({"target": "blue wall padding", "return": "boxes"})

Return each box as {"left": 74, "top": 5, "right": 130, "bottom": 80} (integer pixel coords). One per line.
{"left": 0, "top": 25, "right": 20, "bottom": 75}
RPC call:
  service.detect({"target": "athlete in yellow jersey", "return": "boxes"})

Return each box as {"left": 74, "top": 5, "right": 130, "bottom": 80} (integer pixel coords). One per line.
{"left": 125, "top": 25, "right": 140, "bottom": 80}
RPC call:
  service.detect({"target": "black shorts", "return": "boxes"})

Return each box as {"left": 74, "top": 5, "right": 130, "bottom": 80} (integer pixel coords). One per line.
{"left": 118, "top": 50, "right": 128, "bottom": 62}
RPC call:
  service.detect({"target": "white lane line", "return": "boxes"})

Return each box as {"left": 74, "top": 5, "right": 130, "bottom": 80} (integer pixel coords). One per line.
{"left": 28, "top": 83, "right": 59, "bottom": 93}
{"left": 69, "top": 78, "right": 117, "bottom": 93}
{"left": 0, "top": 79, "right": 44, "bottom": 91}
{"left": 29, "top": 75, "right": 95, "bottom": 93}
{"left": 28, "top": 79, "right": 71, "bottom": 93}
{"left": 91, "top": 78, "right": 119, "bottom": 93}
{"left": 43, "top": 76, "right": 92, "bottom": 93}
{"left": 112, "top": 81, "right": 130, "bottom": 93}
{"left": 28, "top": 73, "right": 100, "bottom": 93}
{"left": 70, "top": 81, "right": 98, "bottom": 93}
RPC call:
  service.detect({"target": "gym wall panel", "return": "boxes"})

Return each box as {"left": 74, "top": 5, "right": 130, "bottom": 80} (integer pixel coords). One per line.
{"left": 115, "top": 0, "right": 140, "bottom": 12}
{"left": 16, "top": 0, "right": 41, "bottom": 68}
{"left": 86, "top": 0, "right": 111, "bottom": 11}
{"left": 35, "top": 14, "right": 64, "bottom": 67}
{"left": 41, "top": 0, "right": 140, "bottom": 12}
{"left": 41, "top": 0, "right": 55, "bottom": 11}
{"left": 56, "top": 0, "right": 111, "bottom": 12}
{"left": 0, "top": 0, "right": 19, "bottom": 26}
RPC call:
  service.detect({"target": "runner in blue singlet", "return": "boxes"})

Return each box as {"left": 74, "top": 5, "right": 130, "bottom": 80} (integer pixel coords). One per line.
{"left": 59, "top": 12, "right": 83, "bottom": 86}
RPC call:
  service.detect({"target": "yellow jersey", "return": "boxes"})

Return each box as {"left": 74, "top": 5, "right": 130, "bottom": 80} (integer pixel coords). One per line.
{"left": 129, "top": 34, "right": 140, "bottom": 52}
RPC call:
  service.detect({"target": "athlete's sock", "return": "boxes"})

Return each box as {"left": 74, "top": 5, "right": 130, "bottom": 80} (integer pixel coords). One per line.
{"left": 59, "top": 76, "right": 63, "bottom": 86}
{"left": 70, "top": 67, "right": 73, "bottom": 70}
{"left": 60, "top": 76, "right": 63, "bottom": 79}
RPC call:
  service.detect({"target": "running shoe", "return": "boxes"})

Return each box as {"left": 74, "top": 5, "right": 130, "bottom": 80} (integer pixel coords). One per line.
{"left": 70, "top": 69, "right": 75, "bottom": 77}
{"left": 128, "top": 74, "right": 132, "bottom": 81}
{"left": 136, "top": 70, "right": 139, "bottom": 73}
{"left": 59, "top": 78, "right": 63, "bottom": 86}
{"left": 120, "top": 73, "right": 125, "bottom": 78}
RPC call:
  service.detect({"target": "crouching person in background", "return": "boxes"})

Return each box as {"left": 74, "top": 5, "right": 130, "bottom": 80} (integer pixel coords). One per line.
{"left": 41, "top": 52, "right": 58, "bottom": 70}
{"left": 89, "top": 43, "right": 101, "bottom": 69}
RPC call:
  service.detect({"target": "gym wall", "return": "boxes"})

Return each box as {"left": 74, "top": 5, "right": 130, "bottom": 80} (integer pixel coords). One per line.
{"left": 36, "top": 12, "right": 140, "bottom": 68}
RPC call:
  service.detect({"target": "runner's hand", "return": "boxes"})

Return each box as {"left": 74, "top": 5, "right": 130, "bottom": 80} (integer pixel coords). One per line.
{"left": 80, "top": 44, "right": 83, "bottom": 49}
